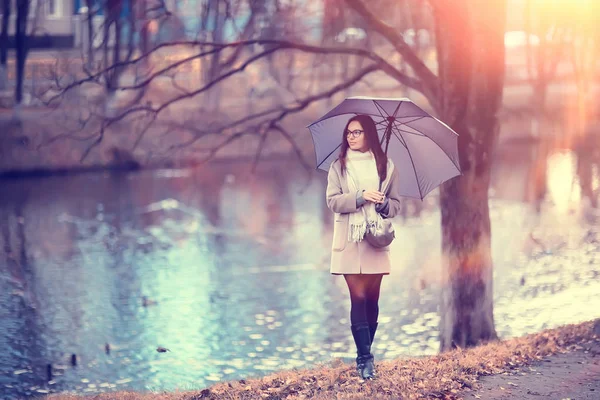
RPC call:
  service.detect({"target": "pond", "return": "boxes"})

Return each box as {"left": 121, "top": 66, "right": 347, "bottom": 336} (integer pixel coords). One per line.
{"left": 1, "top": 129, "right": 599, "bottom": 398}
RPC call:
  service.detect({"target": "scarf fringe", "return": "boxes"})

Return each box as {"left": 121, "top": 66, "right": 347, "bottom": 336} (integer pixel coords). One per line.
{"left": 345, "top": 150, "right": 387, "bottom": 243}
{"left": 349, "top": 218, "right": 383, "bottom": 243}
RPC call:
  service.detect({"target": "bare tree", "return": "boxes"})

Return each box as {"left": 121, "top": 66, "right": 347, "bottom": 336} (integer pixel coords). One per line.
{"left": 524, "top": 0, "right": 573, "bottom": 112}
{"left": 433, "top": 0, "right": 506, "bottom": 351}
{"left": 199, "top": 0, "right": 274, "bottom": 111}
{"left": 46, "top": 0, "right": 507, "bottom": 351}
{"left": 568, "top": 2, "right": 600, "bottom": 126}
{"left": 0, "top": 0, "right": 10, "bottom": 90}
{"left": 14, "top": 0, "right": 31, "bottom": 105}
{"left": 77, "top": 0, "right": 173, "bottom": 114}
{"left": 341, "top": 0, "right": 506, "bottom": 350}
{"left": 83, "top": 0, "right": 96, "bottom": 67}
{"left": 1, "top": 0, "right": 52, "bottom": 105}
{"left": 201, "top": 0, "right": 227, "bottom": 111}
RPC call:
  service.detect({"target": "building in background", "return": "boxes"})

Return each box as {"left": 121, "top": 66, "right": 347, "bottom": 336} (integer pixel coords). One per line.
{"left": 2, "top": 0, "right": 76, "bottom": 48}
{"left": 0, "top": 0, "right": 530, "bottom": 51}
{"left": 0, "top": 0, "right": 178, "bottom": 50}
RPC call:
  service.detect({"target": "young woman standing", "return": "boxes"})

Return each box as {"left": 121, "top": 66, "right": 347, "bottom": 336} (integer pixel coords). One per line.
{"left": 325, "top": 114, "right": 401, "bottom": 380}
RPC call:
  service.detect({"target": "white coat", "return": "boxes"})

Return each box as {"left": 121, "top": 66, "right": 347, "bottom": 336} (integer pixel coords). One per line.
{"left": 326, "top": 158, "right": 402, "bottom": 275}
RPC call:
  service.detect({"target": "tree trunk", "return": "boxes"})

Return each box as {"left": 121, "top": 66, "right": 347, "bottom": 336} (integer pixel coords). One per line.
{"left": 0, "top": 0, "right": 10, "bottom": 90}
{"left": 435, "top": 0, "right": 505, "bottom": 351}
{"left": 111, "top": 17, "right": 122, "bottom": 89}
{"left": 103, "top": 18, "right": 110, "bottom": 73}
{"left": 85, "top": 0, "right": 95, "bottom": 69}
{"left": 204, "top": 0, "right": 224, "bottom": 111}
{"left": 126, "top": 0, "right": 136, "bottom": 61}
{"left": 137, "top": 0, "right": 150, "bottom": 68}
{"left": 15, "top": 0, "right": 29, "bottom": 104}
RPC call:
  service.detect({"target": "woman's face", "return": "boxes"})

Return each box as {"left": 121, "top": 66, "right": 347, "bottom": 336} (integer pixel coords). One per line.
{"left": 347, "top": 120, "right": 368, "bottom": 152}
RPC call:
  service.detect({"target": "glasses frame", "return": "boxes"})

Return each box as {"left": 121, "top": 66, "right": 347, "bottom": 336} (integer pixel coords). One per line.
{"left": 345, "top": 129, "right": 365, "bottom": 139}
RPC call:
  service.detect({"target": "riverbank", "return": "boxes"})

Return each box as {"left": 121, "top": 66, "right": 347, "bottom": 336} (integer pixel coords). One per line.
{"left": 1, "top": 70, "right": 598, "bottom": 176}
{"left": 44, "top": 319, "right": 600, "bottom": 400}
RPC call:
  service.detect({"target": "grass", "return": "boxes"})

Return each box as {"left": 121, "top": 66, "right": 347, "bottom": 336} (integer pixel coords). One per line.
{"left": 46, "top": 319, "right": 600, "bottom": 400}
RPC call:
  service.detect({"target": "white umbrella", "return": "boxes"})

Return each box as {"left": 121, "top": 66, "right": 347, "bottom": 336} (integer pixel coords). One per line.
{"left": 307, "top": 96, "right": 462, "bottom": 200}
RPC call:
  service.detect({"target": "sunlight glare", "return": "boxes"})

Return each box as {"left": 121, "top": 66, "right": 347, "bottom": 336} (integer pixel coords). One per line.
{"left": 546, "top": 152, "right": 579, "bottom": 212}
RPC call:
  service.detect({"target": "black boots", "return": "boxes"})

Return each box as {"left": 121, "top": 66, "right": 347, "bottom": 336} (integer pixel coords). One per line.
{"left": 369, "top": 322, "right": 378, "bottom": 345}
{"left": 351, "top": 324, "right": 375, "bottom": 380}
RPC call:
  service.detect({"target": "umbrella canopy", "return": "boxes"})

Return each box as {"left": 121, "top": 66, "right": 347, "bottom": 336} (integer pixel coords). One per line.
{"left": 307, "top": 96, "right": 462, "bottom": 200}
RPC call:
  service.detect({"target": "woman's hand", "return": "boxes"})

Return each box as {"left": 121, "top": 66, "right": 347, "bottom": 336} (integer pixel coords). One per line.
{"left": 363, "top": 190, "right": 385, "bottom": 204}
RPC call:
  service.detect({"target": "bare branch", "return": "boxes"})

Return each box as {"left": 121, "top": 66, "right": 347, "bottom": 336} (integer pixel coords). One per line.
{"left": 80, "top": 124, "right": 106, "bottom": 162}
{"left": 91, "top": 55, "right": 380, "bottom": 140}
{"left": 271, "top": 64, "right": 380, "bottom": 123}
{"left": 48, "top": 39, "right": 420, "bottom": 104}
{"left": 190, "top": 63, "right": 378, "bottom": 168}
{"left": 344, "top": 0, "right": 439, "bottom": 101}
{"left": 120, "top": 41, "right": 420, "bottom": 94}
{"left": 169, "top": 74, "right": 193, "bottom": 96}
{"left": 251, "top": 130, "right": 269, "bottom": 173}
{"left": 270, "top": 123, "right": 312, "bottom": 172}
{"left": 220, "top": 10, "right": 257, "bottom": 70}
{"left": 217, "top": 63, "right": 381, "bottom": 134}
{"left": 124, "top": 61, "right": 378, "bottom": 167}
{"left": 132, "top": 114, "right": 157, "bottom": 151}
{"left": 199, "top": 130, "right": 260, "bottom": 165}
{"left": 44, "top": 13, "right": 426, "bottom": 164}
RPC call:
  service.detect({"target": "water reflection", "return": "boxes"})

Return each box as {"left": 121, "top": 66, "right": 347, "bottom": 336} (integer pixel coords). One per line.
{"left": 1, "top": 118, "right": 600, "bottom": 398}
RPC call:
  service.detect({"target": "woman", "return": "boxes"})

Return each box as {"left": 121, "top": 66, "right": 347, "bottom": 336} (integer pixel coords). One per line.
{"left": 325, "top": 114, "right": 401, "bottom": 380}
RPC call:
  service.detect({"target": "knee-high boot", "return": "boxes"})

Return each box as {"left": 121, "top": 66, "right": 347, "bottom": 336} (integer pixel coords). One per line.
{"left": 369, "top": 322, "right": 379, "bottom": 373}
{"left": 350, "top": 323, "right": 375, "bottom": 379}
{"left": 369, "top": 322, "right": 378, "bottom": 345}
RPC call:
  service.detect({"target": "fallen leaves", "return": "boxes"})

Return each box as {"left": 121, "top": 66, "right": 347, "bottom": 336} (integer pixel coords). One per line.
{"left": 42, "top": 319, "right": 600, "bottom": 400}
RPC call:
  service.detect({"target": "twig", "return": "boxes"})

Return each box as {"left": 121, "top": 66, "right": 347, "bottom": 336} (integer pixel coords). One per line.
{"left": 344, "top": 0, "right": 438, "bottom": 101}
{"left": 270, "top": 123, "right": 312, "bottom": 172}
{"left": 251, "top": 129, "right": 269, "bottom": 174}
{"left": 48, "top": 39, "right": 421, "bottom": 100}
{"left": 80, "top": 123, "right": 106, "bottom": 162}
{"left": 132, "top": 114, "right": 157, "bottom": 151}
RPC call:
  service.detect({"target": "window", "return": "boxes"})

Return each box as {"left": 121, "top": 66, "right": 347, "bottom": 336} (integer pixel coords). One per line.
{"left": 0, "top": 0, "right": 53, "bottom": 17}
{"left": 47, "top": 0, "right": 61, "bottom": 17}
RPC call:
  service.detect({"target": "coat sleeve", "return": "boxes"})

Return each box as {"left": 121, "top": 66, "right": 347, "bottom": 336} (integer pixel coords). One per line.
{"left": 326, "top": 163, "right": 360, "bottom": 214}
{"left": 380, "top": 163, "right": 402, "bottom": 219}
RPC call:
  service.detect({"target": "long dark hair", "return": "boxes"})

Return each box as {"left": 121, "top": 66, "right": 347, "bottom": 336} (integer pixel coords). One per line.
{"left": 338, "top": 115, "right": 388, "bottom": 182}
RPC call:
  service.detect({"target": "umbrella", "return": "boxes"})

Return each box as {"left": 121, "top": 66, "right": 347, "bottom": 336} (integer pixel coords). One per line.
{"left": 307, "top": 96, "right": 462, "bottom": 200}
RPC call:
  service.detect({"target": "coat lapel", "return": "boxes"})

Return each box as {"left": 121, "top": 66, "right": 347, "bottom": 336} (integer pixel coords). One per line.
{"left": 333, "top": 161, "right": 350, "bottom": 194}
{"left": 381, "top": 160, "right": 395, "bottom": 193}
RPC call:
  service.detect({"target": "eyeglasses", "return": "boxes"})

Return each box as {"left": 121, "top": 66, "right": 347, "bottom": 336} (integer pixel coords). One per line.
{"left": 346, "top": 129, "right": 364, "bottom": 138}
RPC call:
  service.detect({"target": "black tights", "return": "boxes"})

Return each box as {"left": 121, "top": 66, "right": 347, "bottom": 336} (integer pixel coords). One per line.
{"left": 344, "top": 274, "right": 383, "bottom": 326}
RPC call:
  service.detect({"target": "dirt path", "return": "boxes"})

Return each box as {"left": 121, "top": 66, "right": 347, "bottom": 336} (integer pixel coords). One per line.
{"left": 462, "top": 341, "right": 600, "bottom": 399}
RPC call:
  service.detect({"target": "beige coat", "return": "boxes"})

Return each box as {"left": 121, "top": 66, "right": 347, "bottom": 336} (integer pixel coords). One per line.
{"left": 326, "top": 158, "right": 402, "bottom": 275}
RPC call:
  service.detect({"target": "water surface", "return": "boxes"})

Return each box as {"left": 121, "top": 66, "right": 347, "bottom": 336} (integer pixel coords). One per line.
{"left": 1, "top": 133, "right": 599, "bottom": 398}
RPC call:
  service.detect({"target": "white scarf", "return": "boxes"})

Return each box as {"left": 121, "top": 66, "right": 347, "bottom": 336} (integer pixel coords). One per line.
{"left": 345, "top": 150, "right": 384, "bottom": 242}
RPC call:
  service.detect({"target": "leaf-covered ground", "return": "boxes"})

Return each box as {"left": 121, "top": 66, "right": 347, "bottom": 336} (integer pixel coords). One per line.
{"left": 463, "top": 339, "right": 600, "bottom": 399}
{"left": 45, "top": 318, "right": 600, "bottom": 400}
